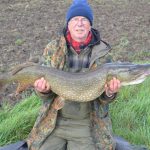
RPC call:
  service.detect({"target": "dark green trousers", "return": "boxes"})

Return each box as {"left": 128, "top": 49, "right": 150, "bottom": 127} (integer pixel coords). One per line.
{"left": 39, "top": 118, "right": 95, "bottom": 150}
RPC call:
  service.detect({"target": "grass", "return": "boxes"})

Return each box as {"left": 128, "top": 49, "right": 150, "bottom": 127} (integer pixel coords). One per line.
{"left": 0, "top": 79, "right": 150, "bottom": 149}
{"left": 15, "top": 39, "right": 24, "bottom": 46}
{"left": 110, "top": 78, "right": 150, "bottom": 148}
{"left": 0, "top": 94, "right": 41, "bottom": 146}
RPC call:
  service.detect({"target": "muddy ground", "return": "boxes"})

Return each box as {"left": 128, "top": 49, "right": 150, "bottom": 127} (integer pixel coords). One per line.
{"left": 0, "top": 0, "right": 150, "bottom": 105}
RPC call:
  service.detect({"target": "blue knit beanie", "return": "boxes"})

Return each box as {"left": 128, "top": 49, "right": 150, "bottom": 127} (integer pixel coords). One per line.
{"left": 66, "top": 0, "right": 93, "bottom": 25}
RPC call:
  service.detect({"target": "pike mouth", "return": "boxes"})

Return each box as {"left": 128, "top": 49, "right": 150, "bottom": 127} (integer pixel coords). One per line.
{"left": 121, "top": 75, "right": 146, "bottom": 86}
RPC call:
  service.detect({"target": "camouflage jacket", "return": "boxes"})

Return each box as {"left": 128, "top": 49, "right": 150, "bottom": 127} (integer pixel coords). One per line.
{"left": 27, "top": 28, "right": 116, "bottom": 150}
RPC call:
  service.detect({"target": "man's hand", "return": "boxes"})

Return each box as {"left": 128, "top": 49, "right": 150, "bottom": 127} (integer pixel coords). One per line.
{"left": 105, "top": 77, "right": 121, "bottom": 97}
{"left": 34, "top": 77, "right": 51, "bottom": 93}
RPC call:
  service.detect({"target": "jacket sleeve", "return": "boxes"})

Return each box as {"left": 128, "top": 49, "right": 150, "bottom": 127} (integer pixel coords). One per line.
{"left": 36, "top": 40, "right": 58, "bottom": 103}
{"left": 91, "top": 46, "right": 118, "bottom": 104}
{"left": 35, "top": 90, "right": 56, "bottom": 102}
{"left": 99, "top": 92, "right": 117, "bottom": 105}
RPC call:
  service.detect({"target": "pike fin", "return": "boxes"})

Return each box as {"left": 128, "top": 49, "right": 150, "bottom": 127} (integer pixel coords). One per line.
{"left": 15, "top": 81, "right": 33, "bottom": 94}
{"left": 11, "top": 62, "right": 37, "bottom": 75}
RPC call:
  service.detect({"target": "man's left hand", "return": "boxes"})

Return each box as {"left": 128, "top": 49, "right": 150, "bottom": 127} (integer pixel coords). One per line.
{"left": 105, "top": 77, "right": 121, "bottom": 97}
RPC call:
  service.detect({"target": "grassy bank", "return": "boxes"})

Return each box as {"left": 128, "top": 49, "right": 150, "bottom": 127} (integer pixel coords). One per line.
{"left": 110, "top": 78, "right": 150, "bottom": 148}
{"left": 0, "top": 79, "right": 150, "bottom": 148}
{"left": 0, "top": 94, "right": 41, "bottom": 146}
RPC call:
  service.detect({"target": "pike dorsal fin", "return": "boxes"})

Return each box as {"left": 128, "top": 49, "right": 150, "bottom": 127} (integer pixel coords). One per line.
{"left": 11, "top": 62, "right": 37, "bottom": 75}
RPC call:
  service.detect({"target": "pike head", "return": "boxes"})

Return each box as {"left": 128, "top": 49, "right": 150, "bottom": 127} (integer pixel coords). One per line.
{"left": 106, "top": 63, "right": 150, "bottom": 86}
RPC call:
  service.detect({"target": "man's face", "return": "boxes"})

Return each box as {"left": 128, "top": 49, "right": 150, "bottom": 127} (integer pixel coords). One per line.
{"left": 68, "top": 16, "right": 91, "bottom": 42}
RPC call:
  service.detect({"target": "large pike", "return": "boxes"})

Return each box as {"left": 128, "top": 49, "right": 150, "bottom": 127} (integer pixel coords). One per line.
{"left": 0, "top": 62, "right": 150, "bottom": 102}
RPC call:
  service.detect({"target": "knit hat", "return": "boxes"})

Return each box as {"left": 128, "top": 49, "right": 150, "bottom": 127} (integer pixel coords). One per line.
{"left": 66, "top": 0, "right": 93, "bottom": 25}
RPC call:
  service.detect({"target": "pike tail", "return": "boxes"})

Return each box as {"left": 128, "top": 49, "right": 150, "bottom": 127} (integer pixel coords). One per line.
{"left": 0, "top": 62, "right": 35, "bottom": 91}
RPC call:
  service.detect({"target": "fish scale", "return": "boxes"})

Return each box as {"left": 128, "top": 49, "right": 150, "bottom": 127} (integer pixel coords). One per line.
{"left": 0, "top": 62, "right": 150, "bottom": 102}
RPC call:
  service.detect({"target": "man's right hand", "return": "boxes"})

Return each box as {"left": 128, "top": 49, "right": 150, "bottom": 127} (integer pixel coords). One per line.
{"left": 34, "top": 77, "right": 51, "bottom": 93}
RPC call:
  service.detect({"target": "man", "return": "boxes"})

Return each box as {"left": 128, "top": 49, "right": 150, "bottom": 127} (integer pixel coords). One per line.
{"left": 27, "top": 0, "right": 121, "bottom": 150}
